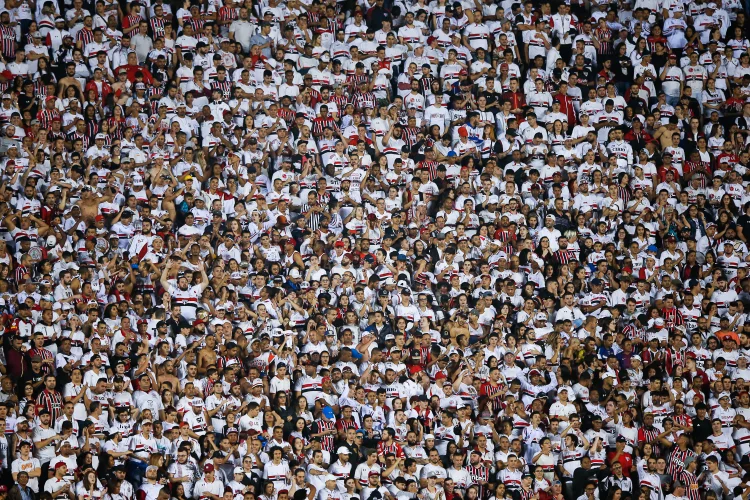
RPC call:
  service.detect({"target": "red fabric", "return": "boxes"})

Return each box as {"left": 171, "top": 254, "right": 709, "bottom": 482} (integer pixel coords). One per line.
{"left": 114, "top": 64, "right": 154, "bottom": 84}
{"left": 606, "top": 451, "right": 634, "bottom": 477}
{"left": 85, "top": 79, "right": 113, "bottom": 102}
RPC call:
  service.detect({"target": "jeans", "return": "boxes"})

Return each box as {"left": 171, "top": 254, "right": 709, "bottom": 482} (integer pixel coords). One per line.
{"left": 127, "top": 458, "right": 148, "bottom": 486}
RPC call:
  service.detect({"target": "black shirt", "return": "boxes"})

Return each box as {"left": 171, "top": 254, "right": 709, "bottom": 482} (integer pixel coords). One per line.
{"left": 479, "top": 90, "right": 501, "bottom": 108}
{"left": 738, "top": 214, "right": 750, "bottom": 241}
{"left": 19, "top": 367, "right": 45, "bottom": 396}
{"left": 18, "top": 91, "right": 38, "bottom": 118}
{"left": 693, "top": 415, "right": 712, "bottom": 443}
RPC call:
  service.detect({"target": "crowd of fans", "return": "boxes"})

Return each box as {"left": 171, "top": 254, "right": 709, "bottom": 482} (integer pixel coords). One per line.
{"left": 3, "top": 1, "right": 750, "bottom": 500}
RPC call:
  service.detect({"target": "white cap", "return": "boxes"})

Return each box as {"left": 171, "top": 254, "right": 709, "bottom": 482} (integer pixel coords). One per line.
{"left": 234, "top": 467, "right": 244, "bottom": 474}
{"left": 289, "top": 268, "right": 301, "bottom": 279}
{"left": 397, "top": 280, "right": 409, "bottom": 288}
{"left": 326, "top": 474, "right": 338, "bottom": 482}
{"left": 558, "top": 385, "right": 573, "bottom": 395}
{"left": 95, "top": 133, "right": 106, "bottom": 140}
{"left": 336, "top": 446, "right": 350, "bottom": 455}
{"left": 424, "top": 434, "right": 435, "bottom": 440}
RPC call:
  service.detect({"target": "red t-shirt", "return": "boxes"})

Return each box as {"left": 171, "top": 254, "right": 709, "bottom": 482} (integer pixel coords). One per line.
{"left": 607, "top": 451, "right": 634, "bottom": 477}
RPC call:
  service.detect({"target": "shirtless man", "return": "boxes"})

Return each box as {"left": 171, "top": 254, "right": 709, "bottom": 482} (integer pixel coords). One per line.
{"left": 197, "top": 333, "right": 218, "bottom": 376}
{"left": 157, "top": 359, "right": 181, "bottom": 394}
{"left": 57, "top": 62, "right": 84, "bottom": 97}
{"left": 76, "top": 187, "right": 114, "bottom": 223}
{"left": 654, "top": 119, "right": 680, "bottom": 150}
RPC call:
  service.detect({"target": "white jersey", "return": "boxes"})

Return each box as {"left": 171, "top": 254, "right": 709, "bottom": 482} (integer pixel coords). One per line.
{"left": 168, "top": 283, "right": 203, "bottom": 321}
{"left": 168, "top": 461, "right": 199, "bottom": 497}
{"left": 194, "top": 478, "right": 225, "bottom": 500}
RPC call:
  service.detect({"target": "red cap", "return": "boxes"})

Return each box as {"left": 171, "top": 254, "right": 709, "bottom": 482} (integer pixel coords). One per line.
{"left": 334, "top": 241, "right": 345, "bottom": 248}
{"left": 435, "top": 372, "right": 447, "bottom": 380}
{"left": 426, "top": 36, "right": 436, "bottom": 44}
{"left": 54, "top": 462, "right": 67, "bottom": 469}
{"left": 458, "top": 126, "right": 468, "bottom": 137}
{"left": 45, "top": 96, "right": 56, "bottom": 102}
{"left": 204, "top": 463, "right": 215, "bottom": 473}
{"left": 500, "top": 63, "right": 509, "bottom": 70}
{"left": 529, "top": 369, "right": 541, "bottom": 377}
{"left": 95, "top": 215, "right": 104, "bottom": 222}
